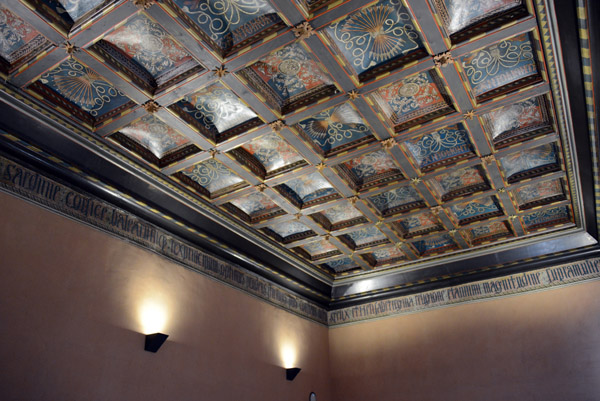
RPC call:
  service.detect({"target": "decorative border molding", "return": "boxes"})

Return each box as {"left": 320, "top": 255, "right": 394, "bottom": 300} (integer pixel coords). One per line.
{"left": 329, "top": 257, "right": 600, "bottom": 326}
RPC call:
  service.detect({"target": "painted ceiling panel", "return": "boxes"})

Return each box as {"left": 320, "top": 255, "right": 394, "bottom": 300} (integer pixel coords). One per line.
{"left": 368, "top": 69, "right": 454, "bottom": 132}
{"left": 0, "top": 6, "right": 50, "bottom": 73}
{"left": 166, "top": 0, "right": 286, "bottom": 57}
{"left": 460, "top": 32, "right": 542, "bottom": 102}
{"left": 237, "top": 42, "right": 339, "bottom": 114}
{"left": 112, "top": 114, "right": 199, "bottom": 167}
{"left": 323, "top": 0, "right": 427, "bottom": 82}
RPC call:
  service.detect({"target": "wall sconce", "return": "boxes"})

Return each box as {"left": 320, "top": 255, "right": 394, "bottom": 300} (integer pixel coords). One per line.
{"left": 144, "top": 333, "right": 168, "bottom": 353}
{"left": 286, "top": 367, "right": 301, "bottom": 381}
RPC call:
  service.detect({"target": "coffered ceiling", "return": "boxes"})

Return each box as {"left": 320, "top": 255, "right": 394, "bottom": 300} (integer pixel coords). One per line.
{"left": 0, "top": 0, "right": 597, "bottom": 308}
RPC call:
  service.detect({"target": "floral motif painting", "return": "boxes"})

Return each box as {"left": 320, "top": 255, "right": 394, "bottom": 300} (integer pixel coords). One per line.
{"left": 461, "top": 33, "right": 541, "bottom": 102}
{"left": 522, "top": 205, "right": 571, "bottom": 231}
{"left": 513, "top": 178, "right": 565, "bottom": 210}
{"left": 0, "top": 6, "right": 49, "bottom": 70}
{"left": 449, "top": 196, "right": 503, "bottom": 225}
{"left": 324, "top": 0, "right": 426, "bottom": 81}
{"left": 426, "top": 165, "right": 490, "bottom": 201}
{"left": 341, "top": 226, "right": 389, "bottom": 250}
{"left": 298, "top": 238, "right": 340, "bottom": 260}
{"left": 336, "top": 149, "right": 404, "bottom": 191}
{"left": 411, "top": 234, "right": 457, "bottom": 257}
{"left": 118, "top": 115, "right": 191, "bottom": 159}
{"left": 170, "top": 82, "right": 260, "bottom": 143}
{"left": 226, "top": 191, "right": 284, "bottom": 222}
{"left": 368, "top": 69, "right": 454, "bottom": 132}
{"left": 265, "top": 220, "right": 315, "bottom": 243}
{"left": 178, "top": 158, "right": 246, "bottom": 197}
{"left": 98, "top": 13, "right": 201, "bottom": 92}
{"left": 465, "top": 220, "right": 512, "bottom": 245}
{"left": 499, "top": 143, "right": 560, "bottom": 183}
{"left": 312, "top": 202, "right": 366, "bottom": 231}
{"left": 35, "top": 58, "right": 133, "bottom": 124}
{"left": 364, "top": 246, "right": 406, "bottom": 266}
{"left": 367, "top": 185, "right": 425, "bottom": 217}
{"left": 403, "top": 123, "right": 476, "bottom": 172}
{"left": 392, "top": 211, "right": 442, "bottom": 238}
{"left": 276, "top": 172, "right": 340, "bottom": 208}
{"left": 237, "top": 42, "right": 338, "bottom": 114}
{"left": 232, "top": 133, "right": 306, "bottom": 178}
{"left": 321, "top": 257, "right": 359, "bottom": 273}
{"left": 169, "top": 0, "right": 285, "bottom": 57}
{"left": 295, "top": 103, "right": 375, "bottom": 156}
{"left": 481, "top": 95, "right": 552, "bottom": 148}
{"left": 433, "top": 0, "right": 527, "bottom": 43}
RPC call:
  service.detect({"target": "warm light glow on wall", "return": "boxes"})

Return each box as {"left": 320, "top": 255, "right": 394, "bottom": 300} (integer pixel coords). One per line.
{"left": 138, "top": 298, "right": 168, "bottom": 334}
{"left": 280, "top": 343, "right": 297, "bottom": 368}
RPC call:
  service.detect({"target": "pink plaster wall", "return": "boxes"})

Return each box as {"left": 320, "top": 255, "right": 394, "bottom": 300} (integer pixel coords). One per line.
{"left": 3, "top": 189, "right": 600, "bottom": 401}
{"left": 0, "top": 192, "right": 331, "bottom": 401}
{"left": 329, "top": 277, "right": 600, "bottom": 401}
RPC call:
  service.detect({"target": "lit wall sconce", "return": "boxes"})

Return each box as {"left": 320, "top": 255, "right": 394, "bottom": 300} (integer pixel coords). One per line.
{"left": 144, "top": 333, "right": 168, "bottom": 353}
{"left": 286, "top": 367, "right": 301, "bottom": 381}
